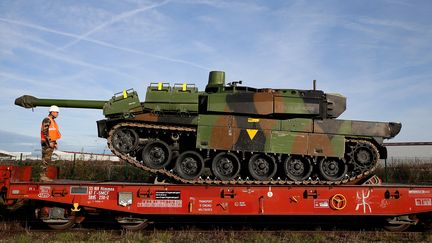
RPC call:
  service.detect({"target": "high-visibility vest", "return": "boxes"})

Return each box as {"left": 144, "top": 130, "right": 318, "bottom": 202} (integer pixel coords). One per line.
{"left": 41, "top": 117, "right": 61, "bottom": 142}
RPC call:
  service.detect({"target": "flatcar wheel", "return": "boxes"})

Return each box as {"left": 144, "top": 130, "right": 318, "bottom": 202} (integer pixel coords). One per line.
{"left": 46, "top": 218, "right": 76, "bottom": 230}
{"left": 112, "top": 127, "right": 139, "bottom": 153}
{"left": 248, "top": 154, "right": 277, "bottom": 180}
{"left": 211, "top": 152, "right": 241, "bottom": 181}
{"left": 142, "top": 140, "right": 172, "bottom": 169}
{"left": 383, "top": 215, "right": 417, "bottom": 232}
{"left": 318, "top": 158, "right": 347, "bottom": 181}
{"left": 175, "top": 151, "right": 205, "bottom": 180}
{"left": 283, "top": 156, "right": 313, "bottom": 181}
{"left": 383, "top": 222, "right": 411, "bottom": 232}
{"left": 39, "top": 207, "right": 77, "bottom": 230}
{"left": 117, "top": 217, "right": 149, "bottom": 231}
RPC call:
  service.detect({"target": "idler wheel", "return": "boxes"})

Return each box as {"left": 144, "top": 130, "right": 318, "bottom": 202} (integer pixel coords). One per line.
{"left": 112, "top": 127, "right": 139, "bottom": 153}
{"left": 175, "top": 151, "right": 204, "bottom": 180}
{"left": 318, "top": 157, "right": 347, "bottom": 181}
{"left": 142, "top": 140, "right": 172, "bottom": 169}
{"left": 248, "top": 154, "right": 277, "bottom": 180}
{"left": 352, "top": 141, "right": 379, "bottom": 170}
{"left": 283, "top": 156, "right": 313, "bottom": 181}
{"left": 211, "top": 152, "right": 241, "bottom": 181}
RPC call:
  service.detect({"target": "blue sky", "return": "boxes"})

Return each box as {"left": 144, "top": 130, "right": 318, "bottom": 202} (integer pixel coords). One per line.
{"left": 1, "top": 0, "right": 431, "bottom": 153}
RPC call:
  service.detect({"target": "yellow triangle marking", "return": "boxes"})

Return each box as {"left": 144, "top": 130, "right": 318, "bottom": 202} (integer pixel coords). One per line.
{"left": 246, "top": 129, "right": 258, "bottom": 140}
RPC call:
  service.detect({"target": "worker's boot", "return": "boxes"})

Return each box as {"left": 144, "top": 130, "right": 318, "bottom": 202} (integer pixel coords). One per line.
{"left": 40, "top": 174, "right": 53, "bottom": 182}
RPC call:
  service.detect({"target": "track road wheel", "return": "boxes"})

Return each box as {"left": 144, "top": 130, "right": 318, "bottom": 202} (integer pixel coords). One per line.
{"left": 283, "top": 156, "right": 313, "bottom": 181}
{"left": 211, "top": 152, "right": 241, "bottom": 180}
{"left": 318, "top": 157, "right": 347, "bottom": 181}
{"left": 112, "top": 127, "right": 139, "bottom": 153}
{"left": 175, "top": 151, "right": 205, "bottom": 180}
{"left": 142, "top": 140, "right": 172, "bottom": 169}
{"left": 248, "top": 154, "right": 277, "bottom": 180}
{"left": 39, "top": 207, "right": 77, "bottom": 230}
{"left": 117, "top": 217, "right": 149, "bottom": 231}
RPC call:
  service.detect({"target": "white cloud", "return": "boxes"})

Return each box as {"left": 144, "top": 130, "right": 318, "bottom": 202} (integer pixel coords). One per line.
{"left": 0, "top": 17, "right": 209, "bottom": 70}
{"left": 177, "top": 0, "right": 267, "bottom": 12}
{"left": 59, "top": 0, "right": 171, "bottom": 50}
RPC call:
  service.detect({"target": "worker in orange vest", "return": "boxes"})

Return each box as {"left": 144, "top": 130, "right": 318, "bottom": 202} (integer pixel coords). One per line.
{"left": 40, "top": 105, "right": 61, "bottom": 182}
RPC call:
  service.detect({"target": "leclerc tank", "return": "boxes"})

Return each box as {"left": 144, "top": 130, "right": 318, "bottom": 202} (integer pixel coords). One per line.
{"left": 15, "top": 71, "right": 401, "bottom": 185}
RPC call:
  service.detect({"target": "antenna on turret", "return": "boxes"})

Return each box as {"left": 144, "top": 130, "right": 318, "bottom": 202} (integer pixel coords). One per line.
{"left": 228, "top": 81, "right": 242, "bottom": 87}
{"left": 313, "top": 80, "right": 316, "bottom": 90}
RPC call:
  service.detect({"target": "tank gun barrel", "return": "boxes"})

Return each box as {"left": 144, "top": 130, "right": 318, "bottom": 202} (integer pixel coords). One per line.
{"left": 15, "top": 95, "right": 106, "bottom": 109}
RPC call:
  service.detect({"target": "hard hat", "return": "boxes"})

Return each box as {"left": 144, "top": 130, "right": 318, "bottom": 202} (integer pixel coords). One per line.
{"left": 49, "top": 105, "right": 60, "bottom": 113}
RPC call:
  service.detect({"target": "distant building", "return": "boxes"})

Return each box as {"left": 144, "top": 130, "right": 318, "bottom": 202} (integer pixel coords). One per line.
{"left": 0, "top": 150, "right": 32, "bottom": 160}
{"left": 0, "top": 149, "right": 119, "bottom": 162}
{"left": 0, "top": 151, "right": 13, "bottom": 160}
{"left": 53, "top": 150, "right": 119, "bottom": 162}
{"left": 385, "top": 143, "right": 432, "bottom": 164}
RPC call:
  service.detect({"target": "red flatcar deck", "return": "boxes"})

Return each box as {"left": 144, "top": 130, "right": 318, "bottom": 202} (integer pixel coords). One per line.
{"left": 1, "top": 165, "right": 431, "bottom": 231}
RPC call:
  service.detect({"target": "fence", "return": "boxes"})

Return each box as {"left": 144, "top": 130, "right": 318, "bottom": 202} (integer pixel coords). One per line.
{"left": 0, "top": 151, "right": 119, "bottom": 163}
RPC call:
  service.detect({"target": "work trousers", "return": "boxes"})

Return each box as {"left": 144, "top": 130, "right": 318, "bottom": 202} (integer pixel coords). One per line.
{"left": 41, "top": 144, "right": 54, "bottom": 176}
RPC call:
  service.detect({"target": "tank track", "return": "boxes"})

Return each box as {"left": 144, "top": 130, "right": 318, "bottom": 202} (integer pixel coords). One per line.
{"left": 107, "top": 122, "right": 380, "bottom": 185}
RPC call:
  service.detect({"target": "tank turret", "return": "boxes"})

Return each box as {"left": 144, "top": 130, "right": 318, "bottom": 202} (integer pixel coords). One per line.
{"left": 200, "top": 71, "right": 347, "bottom": 119}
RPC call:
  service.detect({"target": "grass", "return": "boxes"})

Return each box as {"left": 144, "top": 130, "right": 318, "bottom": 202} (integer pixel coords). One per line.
{"left": 375, "top": 159, "right": 432, "bottom": 185}
{"left": 0, "top": 230, "right": 431, "bottom": 243}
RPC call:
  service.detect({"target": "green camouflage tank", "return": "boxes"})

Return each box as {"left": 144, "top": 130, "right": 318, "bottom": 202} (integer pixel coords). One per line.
{"left": 15, "top": 71, "right": 401, "bottom": 185}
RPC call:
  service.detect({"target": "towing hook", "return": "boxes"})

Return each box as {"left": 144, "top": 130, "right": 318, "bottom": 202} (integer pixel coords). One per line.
{"left": 171, "top": 133, "right": 180, "bottom": 141}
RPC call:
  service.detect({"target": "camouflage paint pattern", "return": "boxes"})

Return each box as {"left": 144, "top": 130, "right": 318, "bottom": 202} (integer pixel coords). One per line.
{"left": 196, "top": 114, "right": 395, "bottom": 158}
